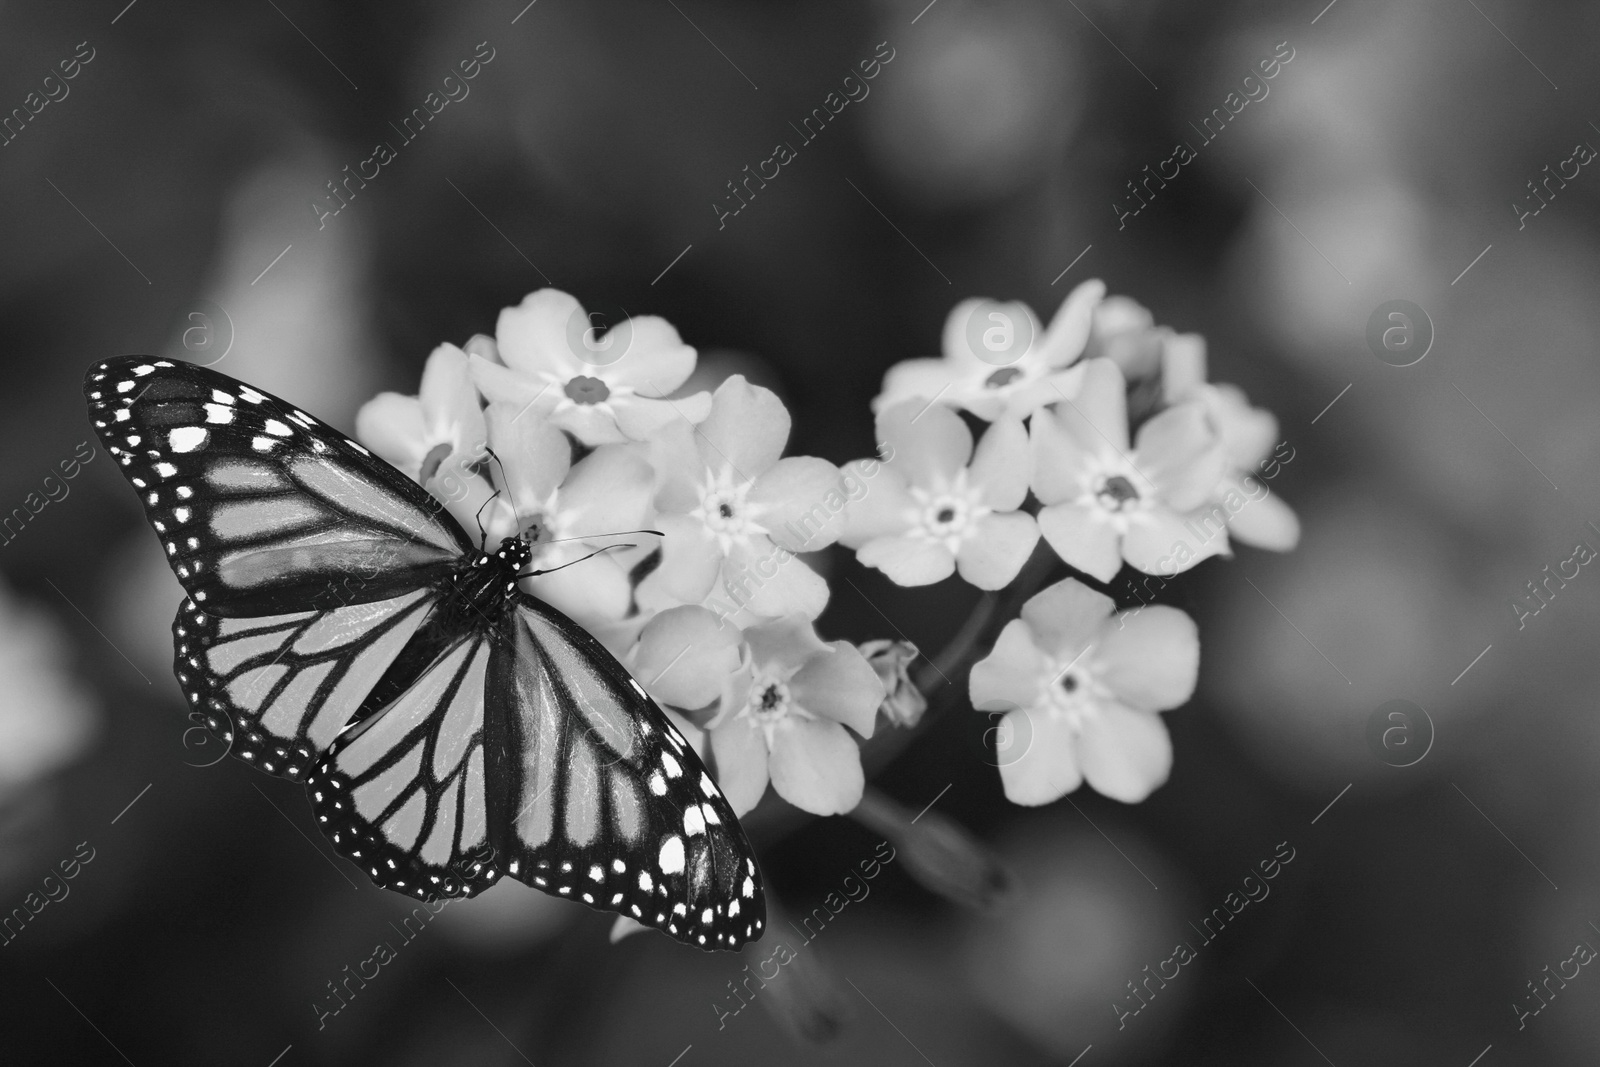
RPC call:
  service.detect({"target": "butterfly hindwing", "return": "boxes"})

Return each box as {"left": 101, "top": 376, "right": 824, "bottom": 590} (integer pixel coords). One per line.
{"left": 496, "top": 599, "right": 766, "bottom": 949}
{"left": 86, "top": 356, "right": 469, "bottom": 617}
{"left": 303, "top": 594, "right": 766, "bottom": 948}
{"left": 172, "top": 589, "right": 437, "bottom": 781}
{"left": 309, "top": 631, "right": 503, "bottom": 899}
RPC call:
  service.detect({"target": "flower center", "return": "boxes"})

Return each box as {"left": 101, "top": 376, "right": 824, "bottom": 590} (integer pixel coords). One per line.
{"left": 1095, "top": 474, "right": 1140, "bottom": 511}
{"left": 691, "top": 467, "right": 769, "bottom": 554}
{"left": 751, "top": 680, "right": 790, "bottom": 721}
{"left": 925, "top": 496, "right": 967, "bottom": 533}
{"left": 984, "top": 366, "right": 1024, "bottom": 389}
{"left": 906, "top": 473, "right": 990, "bottom": 554}
{"left": 563, "top": 375, "right": 610, "bottom": 405}
{"left": 418, "top": 441, "right": 452, "bottom": 483}
{"left": 1044, "top": 662, "right": 1097, "bottom": 730}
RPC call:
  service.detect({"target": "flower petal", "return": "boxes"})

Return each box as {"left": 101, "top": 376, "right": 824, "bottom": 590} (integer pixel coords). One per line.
{"left": 1038, "top": 278, "right": 1105, "bottom": 368}
{"left": 1206, "top": 384, "right": 1277, "bottom": 469}
{"left": 1094, "top": 604, "right": 1198, "bottom": 712}
{"left": 696, "top": 375, "right": 790, "bottom": 478}
{"left": 355, "top": 392, "right": 428, "bottom": 476}
{"left": 1056, "top": 358, "right": 1129, "bottom": 453}
{"left": 1036, "top": 503, "right": 1123, "bottom": 583}
{"left": 874, "top": 357, "right": 960, "bottom": 415}
{"left": 956, "top": 512, "right": 1039, "bottom": 590}
{"left": 634, "top": 605, "right": 742, "bottom": 709}
{"left": 997, "top": 708, "right": 1083, "bottom": 806}
{"left": 751, "top": 456, "right": 847, "bottom": 552}
{"left": 555, "top": 445, "right": 655, "bottom": 537}
{"left": 946, "top": 298, "right": 1045, "bottom": 374}
{"left": 968, "top": 417, "right": 1031, "bottom": 511}
{"left": 468, "top": 354, "right": 558, "bottom": 413}
{"left": 603, "top": 315, "right": 696, "bottom": 394}
{"left": 969, "top": 619, "right": 1047, "bottom": 711}
{"left": 941, "top": 298, "right": 1026, "bottom": 372}
{"left": 635, "top": 513, "right": 722, "bottom": 610}
{"left": 989, "top": 363, "right": 1087, "bottom": 421}
{"left": 495, "top": 289, "right": 583, "bottom": 376}
{"left": 768, "top": 718, "right": 864, "bottom": 816}
{"left": 857, "top": 536, "right": 956, "bottom": 587}
{"left": 745, "top": 616, "right": 832, "bottom": 677}
{"left": 789, "top": 641, "right": 883, "bottom": 738}
{"left": 1028, "top": 403, "right": 1090, "bottom": 505}
{"left": 710, "top": 719, "right": 769, "bottom": 817}
{"left": 1160, "top": 332, "right": 1207, "bottom": 403}
{"left": 525, "top": 554, "right": 632, "bottom": 627}
{"left": 877, "top": 399, "right": 973, "bottom": 489}
{"left": 1133, "top": 402, "right": 1227, "bottom": 512}
{"left": 1021, "top": 576, "right": 1115, "bottom": 659}
{"left": 1120, "top": 508, "right": 1228, "bottom": 575}
{"left": 727, "top": 542, "right": 831, "bottom": 620}
{"left": 614, "top": 393, "right": 711, "bottom": 442}
{"left": 549, "top": 403, "right": 628, "bottom": 446}
{"left": 417, "top": 343, "right": 484, "bottom": 449}
{"left": 1120, "top": 507, "right": 1228, "bottom": 577}
{"left": 484, "top": 403, "right": 571, "bottom": 521}
{"left": 837, "top": 461, "right": 916, "bottom": 548}
{"left": 1223, "top": 481, "right": 1300, "bottom": 551}
{"left": 1077, "top": 703, "right": 1172, "bottom": 803}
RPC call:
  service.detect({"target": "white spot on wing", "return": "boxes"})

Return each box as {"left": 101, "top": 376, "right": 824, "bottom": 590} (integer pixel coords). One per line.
{"left": 168, "top": 427, "right": 208, "bottom": 453}
{"left": 658, "top": 836, "right": 685, "bottom": 875}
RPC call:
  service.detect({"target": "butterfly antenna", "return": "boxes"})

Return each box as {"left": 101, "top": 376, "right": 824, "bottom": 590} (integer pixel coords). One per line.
{"left": 483, "top": 446, "right": 510, "bottom": 492}
{"left": 517, "top": 543, "right": 637, "bottom": 579}
{"left": 472, "top": 486, "right": 503, "bottom": 550}
{"left": 538, "top": 529, "right": 664, "bottom": 546}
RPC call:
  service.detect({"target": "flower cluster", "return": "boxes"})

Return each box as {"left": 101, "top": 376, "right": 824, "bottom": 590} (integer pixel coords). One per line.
{"left": 358, "top": 282, "right": 1294, "bottom": 817}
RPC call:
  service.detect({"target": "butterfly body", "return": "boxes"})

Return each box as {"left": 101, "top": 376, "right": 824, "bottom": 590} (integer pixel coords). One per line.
{"left": 89, "top": 356, "right": 765, "bottom": 950}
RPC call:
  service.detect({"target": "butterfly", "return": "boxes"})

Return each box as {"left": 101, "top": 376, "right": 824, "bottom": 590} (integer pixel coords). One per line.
{"left": 85, "top": 356, "right": 765, "bottom": 950}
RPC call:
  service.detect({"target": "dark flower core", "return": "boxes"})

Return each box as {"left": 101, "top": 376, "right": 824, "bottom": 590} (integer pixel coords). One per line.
{"left": 564, "top": 375, "right": 610, "bottom": 405}
{"left": 1097, "top": 474, "right": 1140, "bottom": 509}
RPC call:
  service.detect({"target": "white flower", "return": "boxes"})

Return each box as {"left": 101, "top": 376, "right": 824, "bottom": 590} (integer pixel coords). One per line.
{"left": 841, "top": 400, "right": 1038, "bottom": 590}
{"left": 469, "top": 289, "right": 712, "bottom": 445}
{"left": 873, "top": 280, "right": 1105, "bottom": 421}
{"left": 970, "top": 577, "right": 1198, "bottom": 805}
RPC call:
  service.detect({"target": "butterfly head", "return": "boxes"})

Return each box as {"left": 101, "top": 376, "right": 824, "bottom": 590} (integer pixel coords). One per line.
{"left": 493, "top": 535, "right": 533, "bottom": 573}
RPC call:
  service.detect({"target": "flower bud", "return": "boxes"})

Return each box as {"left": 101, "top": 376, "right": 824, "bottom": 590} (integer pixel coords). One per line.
{"left": 858, "top": 639, "right": 927, "bottom": 728}
{"left": 852, "top": 788, "right": 1013, "bottom": 911}
{"left": 1084, "top": 296, "right": 1162, "bottom": 381}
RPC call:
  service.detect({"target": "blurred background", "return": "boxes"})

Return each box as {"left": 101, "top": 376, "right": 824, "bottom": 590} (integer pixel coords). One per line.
{"left": 3, "top": 0, "right": 1600, "bottom": 1062}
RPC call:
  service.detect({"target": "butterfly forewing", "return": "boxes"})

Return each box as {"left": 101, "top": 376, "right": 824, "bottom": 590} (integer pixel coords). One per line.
{"left": 86, "top": 356, "right": 468, "bottom": 616}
